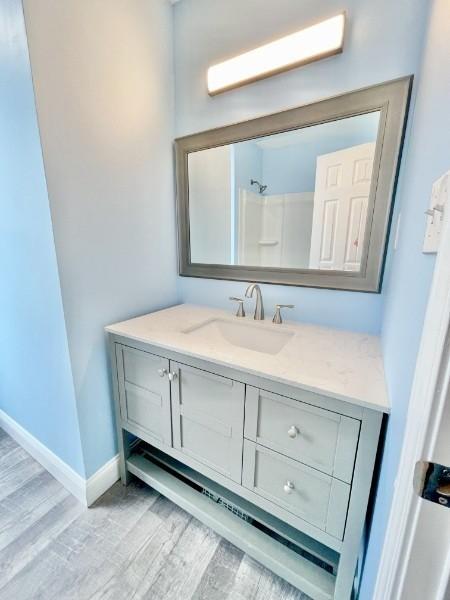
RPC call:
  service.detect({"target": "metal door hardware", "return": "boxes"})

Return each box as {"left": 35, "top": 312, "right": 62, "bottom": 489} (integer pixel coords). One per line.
{"left": 414, "top": 461, "right": 450, "bottom": 507}
{"left": 229, "top": 297, "right": 245, "bottom": 317}
{"left": 273, "top": 304, "right": 295, "bottom": 324}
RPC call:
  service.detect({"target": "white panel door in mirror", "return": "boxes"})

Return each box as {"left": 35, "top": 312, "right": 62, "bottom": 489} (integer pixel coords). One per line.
{"left": 309, "top": 142, "right": 374, "bottom": 271}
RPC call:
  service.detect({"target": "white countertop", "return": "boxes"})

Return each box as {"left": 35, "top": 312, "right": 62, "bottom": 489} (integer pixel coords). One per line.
{"left": 106, "top": 304, "right": 389, "bottom": 413}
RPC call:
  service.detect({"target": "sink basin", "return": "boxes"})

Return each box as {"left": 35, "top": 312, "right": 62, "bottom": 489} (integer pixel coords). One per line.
{"left": 183, "top": 318, "right": 294, "bottom": 355}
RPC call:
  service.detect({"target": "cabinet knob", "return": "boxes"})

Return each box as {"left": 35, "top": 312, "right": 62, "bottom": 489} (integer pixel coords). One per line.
{"left": 283, "top": 480, "right": 295, "bottom": 494}
{"left": 157, "top": 368, "right": 167, "bottom": 377}
{"left": 287, "top": 425, "right": 299, "bottom": 438}
{"left": 168, "top": 371, "right": 177, "bottom": 382}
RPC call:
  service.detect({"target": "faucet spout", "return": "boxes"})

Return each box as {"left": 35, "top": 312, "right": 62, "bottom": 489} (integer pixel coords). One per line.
{"left": 245, "top": 283, "right": 264, "bottom": 320}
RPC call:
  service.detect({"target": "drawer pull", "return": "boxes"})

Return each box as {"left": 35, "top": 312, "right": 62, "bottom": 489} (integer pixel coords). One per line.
{"left": 287, "top": 425, "right": 299, "bottom": 438}
{"left": 168, "top": 371, "right": 178, "bottom": 382}
{"left": 157, "top": 368, "right": 167, "bottom": 377}
{"left": 283, "top": 480, "right": 295, "bottom": 494}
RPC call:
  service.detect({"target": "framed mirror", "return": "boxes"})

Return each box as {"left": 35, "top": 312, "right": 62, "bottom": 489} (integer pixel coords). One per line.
{"left": 175, "top": 77, "right": 412, "bottom": 292}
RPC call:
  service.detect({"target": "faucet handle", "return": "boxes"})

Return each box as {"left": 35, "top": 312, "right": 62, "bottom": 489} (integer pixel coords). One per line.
{"left": 273, "top": 304, "right": 294, "bottom": 324}
{"left": 229, "top": 297, "right": 246, "bottom": 317}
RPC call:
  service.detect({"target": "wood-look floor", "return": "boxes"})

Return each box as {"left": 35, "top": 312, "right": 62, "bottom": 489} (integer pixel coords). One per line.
{"left": 0, "top": 429, "right": 309, "bottom": 600}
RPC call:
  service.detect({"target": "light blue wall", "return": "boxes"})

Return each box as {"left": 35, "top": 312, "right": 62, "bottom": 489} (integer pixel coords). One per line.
{"left": 23, "top": 0, "right": 179, "bottom": 477}
{"left": 0, "top": 0, "right": 84, "bottom": 475}
{"left": 174, "top": 0, "right": 426, "bottom": 136}
{"left": 361, "top": 1, "right": 449, "bottom": 596}
{"left": 174, "top": 0, "right": 427, "bottom": 335}
{"left": 262, "top": 113, "right": 380, "bottom": 194}
{"left": 179, "top": 278, "right": 382, "bottom": 333}
{"left": 234, "top": 141, "right": 262, "bottom": 195}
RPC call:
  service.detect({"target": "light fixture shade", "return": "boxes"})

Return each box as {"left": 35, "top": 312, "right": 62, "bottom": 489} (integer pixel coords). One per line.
{"left": 207, "top": 13, "right": 345, "bottom": 95}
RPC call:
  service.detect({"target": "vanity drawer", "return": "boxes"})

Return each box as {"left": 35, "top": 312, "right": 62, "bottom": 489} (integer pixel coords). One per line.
{"left": 116, "top": 345, "right": 172, "bottom": 446}
{"left": 242, "top": 440, "right": 350, "bottom": 539}
{"left": 244, "top": 387, "right": 360, "bottom": 483}
{"left": 170, "top": 362, "right": 245, "bottom": 483}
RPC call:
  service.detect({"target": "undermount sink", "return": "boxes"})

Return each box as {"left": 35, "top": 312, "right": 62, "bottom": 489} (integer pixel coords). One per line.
{"left": 182, "top": 318, "right": 294, "bottom": 355}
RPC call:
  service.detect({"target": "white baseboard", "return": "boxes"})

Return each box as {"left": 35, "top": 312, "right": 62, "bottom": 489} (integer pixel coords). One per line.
{"left": 0, "top": 409, "right": 120, "bottom": 507}
{"left": 86, "top": 454, "right": 120, "bottom": 506}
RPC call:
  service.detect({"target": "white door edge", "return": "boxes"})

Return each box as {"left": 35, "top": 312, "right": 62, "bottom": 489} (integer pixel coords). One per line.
{"left": 436, "top": 547, "right": 450, "bottom": 599}
{"left": 373, "top": 205, "right": 450, "bottom": 599}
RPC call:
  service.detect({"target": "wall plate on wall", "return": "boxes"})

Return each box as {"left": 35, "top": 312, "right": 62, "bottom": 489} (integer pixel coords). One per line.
{"left": 423, "top": 170, "right": 449, "bottom": 254}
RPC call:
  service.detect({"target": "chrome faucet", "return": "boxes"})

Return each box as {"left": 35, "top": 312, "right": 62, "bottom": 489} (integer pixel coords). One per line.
{"left": 272, "top": 304, "right": 294, "bottom": 324}
{"left": 245, "top": 283, "right": 264, "bottom": 320}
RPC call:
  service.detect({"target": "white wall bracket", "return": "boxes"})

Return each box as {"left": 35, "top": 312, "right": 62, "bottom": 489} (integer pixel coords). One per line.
{"left": 423, "top": 170, "right": 449, "bottom": 253}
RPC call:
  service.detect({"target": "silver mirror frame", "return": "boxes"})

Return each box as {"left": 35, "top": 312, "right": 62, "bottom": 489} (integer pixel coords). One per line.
{"left": 175, "top": 76, "right": 412, "bottom": 292}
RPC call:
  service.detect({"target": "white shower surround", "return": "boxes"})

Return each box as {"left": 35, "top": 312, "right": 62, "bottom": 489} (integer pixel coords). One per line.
{"left": 238, "top": 189, "right": 314, "bottom": 268}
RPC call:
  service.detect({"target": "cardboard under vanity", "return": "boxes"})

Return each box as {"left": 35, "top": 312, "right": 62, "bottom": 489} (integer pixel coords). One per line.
{"left": 106, "top": 304, "right": 389, "bottom": 600}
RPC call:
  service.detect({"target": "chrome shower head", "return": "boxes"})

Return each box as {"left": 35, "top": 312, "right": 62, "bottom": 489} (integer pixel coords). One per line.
{"left": 250, "top": 179, "right": 267, "bottom": 195}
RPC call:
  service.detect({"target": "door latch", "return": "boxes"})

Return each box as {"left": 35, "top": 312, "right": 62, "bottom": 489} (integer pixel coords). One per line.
{"left": 414, "top": 461, "right": 450, "bottom": 507}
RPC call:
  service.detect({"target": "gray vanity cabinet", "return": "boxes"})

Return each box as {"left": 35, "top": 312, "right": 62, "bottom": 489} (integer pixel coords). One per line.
{"left": 115, "top": 345, "right": 172, "bottom": 446}
{"left": 109, "top": 337, "right": 384, "bottom": 600}
{"left": 170, "top": 362, "right": 245, "bottom": 482}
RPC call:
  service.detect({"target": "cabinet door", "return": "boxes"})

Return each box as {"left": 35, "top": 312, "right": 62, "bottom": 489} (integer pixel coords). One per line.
{"left": 170, "top": 362, "right": 245, "bottom": 483}
{"left": 116, "top": 345, "right": 171, "bottom": 446}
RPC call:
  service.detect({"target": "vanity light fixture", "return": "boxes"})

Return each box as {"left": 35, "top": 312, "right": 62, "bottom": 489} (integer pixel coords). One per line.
{"left": 207, "top": 13, "right": 345, "bottom": 95}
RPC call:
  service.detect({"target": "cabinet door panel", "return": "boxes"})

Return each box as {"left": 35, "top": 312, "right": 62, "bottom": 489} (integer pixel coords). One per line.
{"left": 171, "top": 362, "right": 245, "bottom": 482}
{"left": 245, "top": 387, "right": 360, "bottom": 483}
{"left": 116, "top": 345, "right": 171, "bottom": 446}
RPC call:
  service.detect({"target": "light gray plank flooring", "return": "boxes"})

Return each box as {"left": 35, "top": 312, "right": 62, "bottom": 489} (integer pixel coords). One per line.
{"left": 0, "top": 429, "right": 310, "bottom": 600}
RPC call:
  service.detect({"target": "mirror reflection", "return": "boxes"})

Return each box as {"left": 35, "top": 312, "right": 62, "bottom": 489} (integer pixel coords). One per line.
{"left": 188, "top": 111, "right": 380, "bottom": 271}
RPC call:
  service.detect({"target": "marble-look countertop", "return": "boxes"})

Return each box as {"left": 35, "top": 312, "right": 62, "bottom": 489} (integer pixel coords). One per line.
{"left": 106, "top": 304, "right": 389, "bottom": 413}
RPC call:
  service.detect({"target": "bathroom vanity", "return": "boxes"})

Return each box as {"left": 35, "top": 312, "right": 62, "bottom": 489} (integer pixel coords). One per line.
{"left": 106, "top": 304, "right": 388, "bottom": 600}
